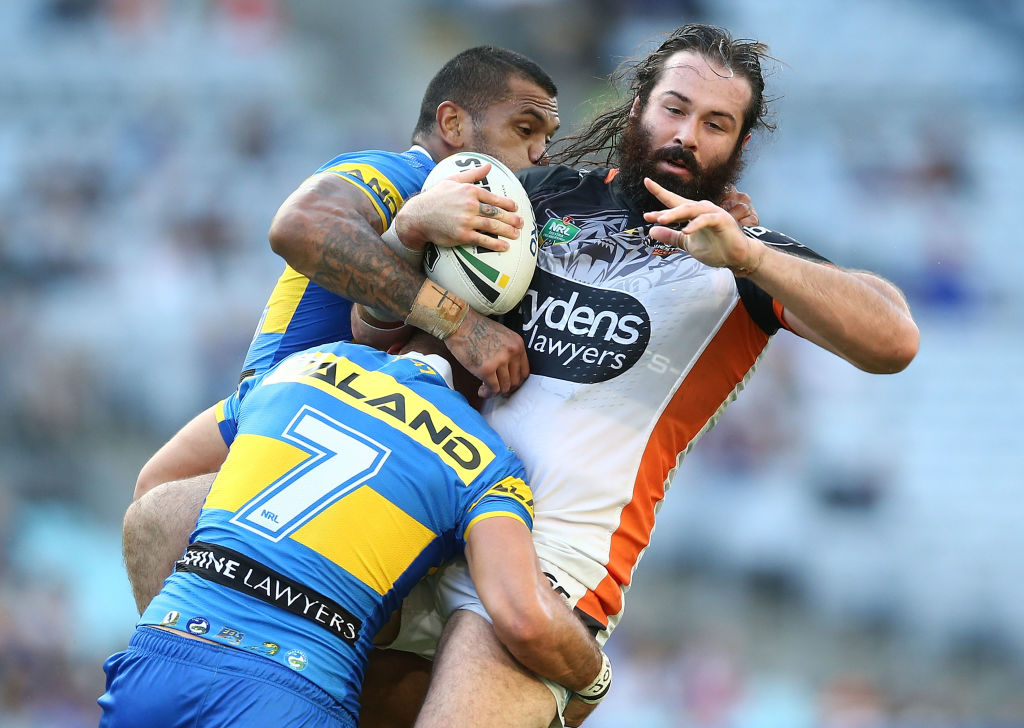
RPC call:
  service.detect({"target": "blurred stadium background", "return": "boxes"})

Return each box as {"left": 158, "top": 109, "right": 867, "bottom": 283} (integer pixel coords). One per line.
{"left": 2, "top": 0, "right": 1023, "bottom": 725}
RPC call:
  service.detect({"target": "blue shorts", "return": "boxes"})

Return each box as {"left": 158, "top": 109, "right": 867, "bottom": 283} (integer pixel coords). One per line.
{"left": 98, "top": 627, "right": 355, "bottom": 728}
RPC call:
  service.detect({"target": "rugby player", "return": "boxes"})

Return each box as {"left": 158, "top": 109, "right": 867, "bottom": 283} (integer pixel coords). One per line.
{"left": 100, "top": 332, "right": 608, "bottom": 728}
{"left": 352, "top": 22, "right": 919, "bottom": 728}
{"left": 125, "top": 45, "right": 561, "bottom": 610}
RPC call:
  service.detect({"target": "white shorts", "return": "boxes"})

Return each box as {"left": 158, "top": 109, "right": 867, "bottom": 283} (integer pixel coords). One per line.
{"left": 387, "top": 555, "right": 607, "bottom": 728}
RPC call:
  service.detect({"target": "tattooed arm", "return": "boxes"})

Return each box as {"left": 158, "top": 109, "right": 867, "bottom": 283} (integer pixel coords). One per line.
{"left": 268, "top": 172, "right": 528, "bottom": 397}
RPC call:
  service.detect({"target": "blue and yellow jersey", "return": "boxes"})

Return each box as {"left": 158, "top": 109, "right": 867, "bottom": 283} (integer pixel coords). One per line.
{"left": 241, "top": 147, "right": 436, "bottom": 380}
{"left": 140, "top": 341, "right": 532, "bottom": 720}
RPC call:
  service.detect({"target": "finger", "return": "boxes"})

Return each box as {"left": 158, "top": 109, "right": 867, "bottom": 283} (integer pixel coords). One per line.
{"left": 648, "top": 224, "right": 686, "bottom": 248}
{"left": 643, "top": 177, "right": 693, "bottom": 206}
{"left": 477, "top": 202, "right": 523, "bottom": 229}
{"left": 643, "top": 199, "right": 717, "bottom": 226}
{"left": 505, "top": 350, "right": 528, "bottom": 392}
{"left": 475, "top": 217, "right": 520, "bottom": 242}
{"left": 493, "top": 363, "right": 512, "bottom": 396}
{"left": 738, "top": 208, "right": 759, "bottom": 226}
{"left": 476, "top": 190, "right": 518, "bottom": 213}
{"left": 447, "top": 162, "right": 491, "bottom": 184}
{"left": 722, "top": 200, "right": 752, "bottom": 225}
{"left": 478, "top": 201, "right": 501, "bottom": 218}
{"left": 474, "top": 231, "right": 513, "bottom": 251}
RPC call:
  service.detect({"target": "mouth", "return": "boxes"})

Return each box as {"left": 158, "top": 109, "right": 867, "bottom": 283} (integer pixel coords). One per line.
{"left": 656, "top": 159, "right": 693, "bottom": 178}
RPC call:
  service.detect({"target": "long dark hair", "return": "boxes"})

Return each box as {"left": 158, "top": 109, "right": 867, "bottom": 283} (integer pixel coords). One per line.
{"left": 549, "top": 24, "right": 776, "bottom": 167}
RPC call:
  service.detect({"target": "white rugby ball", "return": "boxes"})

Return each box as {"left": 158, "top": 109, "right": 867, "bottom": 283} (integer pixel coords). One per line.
{"left": 420, "top": 152, "right": 538, "bottom": 316}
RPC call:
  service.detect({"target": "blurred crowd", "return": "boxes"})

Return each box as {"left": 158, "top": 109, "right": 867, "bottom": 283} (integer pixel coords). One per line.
{"left": 2, "top": 0, "right": 1023, "bottom": 725}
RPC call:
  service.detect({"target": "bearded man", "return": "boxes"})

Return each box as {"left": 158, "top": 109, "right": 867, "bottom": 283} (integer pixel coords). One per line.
{"left": 354, "top": 22, "right": 918, "bottom": 728}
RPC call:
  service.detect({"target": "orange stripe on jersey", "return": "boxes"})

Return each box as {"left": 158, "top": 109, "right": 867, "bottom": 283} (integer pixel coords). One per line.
{"left": 574, "top": 304, "right": 771, "bottom": 626}
{"left": 772, "top": 299, "right": 790, "bottom": 331}
{"left": 605, "top": 169, "right": 619, "bottom": 183}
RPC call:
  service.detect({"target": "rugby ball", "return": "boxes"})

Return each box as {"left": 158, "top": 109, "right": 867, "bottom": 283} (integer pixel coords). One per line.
{"left": 421, "top": 152, "right": 538, "bottom": 316}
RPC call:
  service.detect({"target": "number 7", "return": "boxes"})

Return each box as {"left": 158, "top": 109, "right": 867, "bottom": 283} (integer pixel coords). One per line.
{"left": 230, "top": 405, "right": 390, "bottom": 542}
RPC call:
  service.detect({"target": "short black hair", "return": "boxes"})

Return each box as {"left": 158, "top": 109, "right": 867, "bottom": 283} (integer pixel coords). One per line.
{"left": 412, "top": 46, "right": 557, "bottom": 141}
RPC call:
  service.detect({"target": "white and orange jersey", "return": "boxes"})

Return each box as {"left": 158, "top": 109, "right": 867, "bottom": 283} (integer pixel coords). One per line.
{"left": 486, "top": 165, "right": 829, "bottom": 637}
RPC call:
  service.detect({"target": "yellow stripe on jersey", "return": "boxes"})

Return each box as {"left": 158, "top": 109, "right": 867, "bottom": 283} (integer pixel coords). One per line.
{"left": 260, "top": 266, "right": 311, "bottom": 335}
{"left": 290, "top": 485, "right": 434, "bottom": 595}
{"left": 214, "top": 398, "right": 226, "bottom": 424}
{"left": 468, "top": 476, "right": 535, "bottom": 518}
{"left": 323, "top": 163, "right": 403, "bottom": 229}
{"left": 204, "top": 434, "right": 310, "bottom": 513}
{"left": 463, "top": 510, "right": 529, "bottom": 540}
{"left": 263, "top": 352, "right": 496, "bottom": 485}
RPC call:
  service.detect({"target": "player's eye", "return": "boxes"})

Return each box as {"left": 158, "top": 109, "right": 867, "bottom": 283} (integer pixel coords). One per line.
{"left": 518, "top": 126, "right": 533, "bottom": 137}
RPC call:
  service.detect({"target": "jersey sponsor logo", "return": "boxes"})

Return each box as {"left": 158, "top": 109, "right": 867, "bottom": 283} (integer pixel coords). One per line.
{"left": 177, "top": 542, "right": 363, "bottom": 645}
{"left": 476, "top": 476, "right": 534, "bottom": 514}
{"left": 326, "top": 163, "right": 401, "bottom": 220}
{"left": 264, "top": 352, "right": 496, "bottom": 484}
{"left": 540, "top": 217, "right": 581, "bottom": 245}
{"left": 503, "top": 268, "right": 650, "bottom": 382}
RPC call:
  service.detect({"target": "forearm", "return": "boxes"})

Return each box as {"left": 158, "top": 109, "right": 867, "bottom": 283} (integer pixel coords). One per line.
{"left": 745, "top": 245, "right": 919, "bottom": 373}
{"left": 468, "top": 519, "right": 603, "bottom": 692}
{"left": 497, "top": 585, "right": 604, "bottom": 693}
{"left": 350, "top": 304, "right": 413, "bottom": 351}
{"left": 268, "top": 175, "right": 426, "bottom": 320}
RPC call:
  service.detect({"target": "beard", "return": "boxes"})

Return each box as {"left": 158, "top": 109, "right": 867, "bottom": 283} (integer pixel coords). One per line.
{"left": 617, "top": 117, "right": 746, "bottom": 212}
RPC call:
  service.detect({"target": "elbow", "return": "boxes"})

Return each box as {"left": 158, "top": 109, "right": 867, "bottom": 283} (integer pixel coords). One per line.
{"left": 860, "top": 320, "right": 920, "bottom": 374}
{"left": 134, "top": 460, "right": 162, "bottom": 501}
{"left": 889, "top": 326, "right": 920, "bottom": 373}
{"left": 267, "top": 208, "right": 303, "bottom": 260}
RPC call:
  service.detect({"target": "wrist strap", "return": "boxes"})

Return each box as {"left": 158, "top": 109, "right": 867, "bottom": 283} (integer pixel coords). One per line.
{"left": 382, "top": 222, "right": 425, "bottom": 270}
{"left": 574, "top": 651, "right": 612, "bottom": 705}
{"left": 359, "top": 304, "right": 403, "bottom": 325}
{"left": 405, "top": 280, "right": 468, "bottom": 340}
{"left": 356, "top": 304, "right": 407, "bottom": 329}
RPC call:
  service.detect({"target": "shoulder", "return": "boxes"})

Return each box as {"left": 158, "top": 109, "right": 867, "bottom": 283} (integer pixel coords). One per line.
{"left": 316, "top": 149, "right": 402, "bottom": 173}
{"left": 315, "top": 148, "right": 434, "bottom": 185}
{"left": 516, "top": 164, "right": 588, "bottom": 194}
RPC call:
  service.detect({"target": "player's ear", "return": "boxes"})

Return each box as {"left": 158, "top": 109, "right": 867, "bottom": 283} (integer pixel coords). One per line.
{"left": 436, "top": 101, "right": 468, "bottom": 150}
{"left": 741, "top": 132, "right": 752, "bottom": 149}
{"left": 628, "top": 95, "right": 642, "bottom": 119}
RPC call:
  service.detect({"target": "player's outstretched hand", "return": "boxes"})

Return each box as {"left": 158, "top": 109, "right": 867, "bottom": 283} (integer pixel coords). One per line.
{"left": 642, "top": 178, "right": 766, "bottom": 275}
{"left": 445, "top": 309, "right": 528, "bottom": 399}
{"left": 396, "top": 162, "right": 523, "bottom": 252}
{"left": 720, "top": 184, "right": 759, "bottom": 227}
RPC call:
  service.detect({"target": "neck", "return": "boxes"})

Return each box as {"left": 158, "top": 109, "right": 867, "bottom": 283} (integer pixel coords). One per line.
{"left": 413, "top": 136, "right": 455, "bottom": 163}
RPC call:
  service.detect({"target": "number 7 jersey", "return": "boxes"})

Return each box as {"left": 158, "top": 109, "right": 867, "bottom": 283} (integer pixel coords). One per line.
{"left": 140, "top": 342, "right": 533, "bottom": 720}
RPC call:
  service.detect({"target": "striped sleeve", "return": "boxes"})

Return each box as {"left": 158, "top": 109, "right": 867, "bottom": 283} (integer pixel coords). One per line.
{"left": 315, "top": 149, "right": 433, "bottom": 229}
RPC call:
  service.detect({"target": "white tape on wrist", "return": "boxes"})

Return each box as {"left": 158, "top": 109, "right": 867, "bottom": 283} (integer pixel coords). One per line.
{"left": 574, "top": 651, "right": 612, "bottom": 705}
{"left": 404, "top": 281, "right": 468, "bottom": 341}
{"left": 381, "top": 223, "right": 425, "bottom": 269}
{"left": 359, "top": 304, "right": 404, "bottom": 325}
